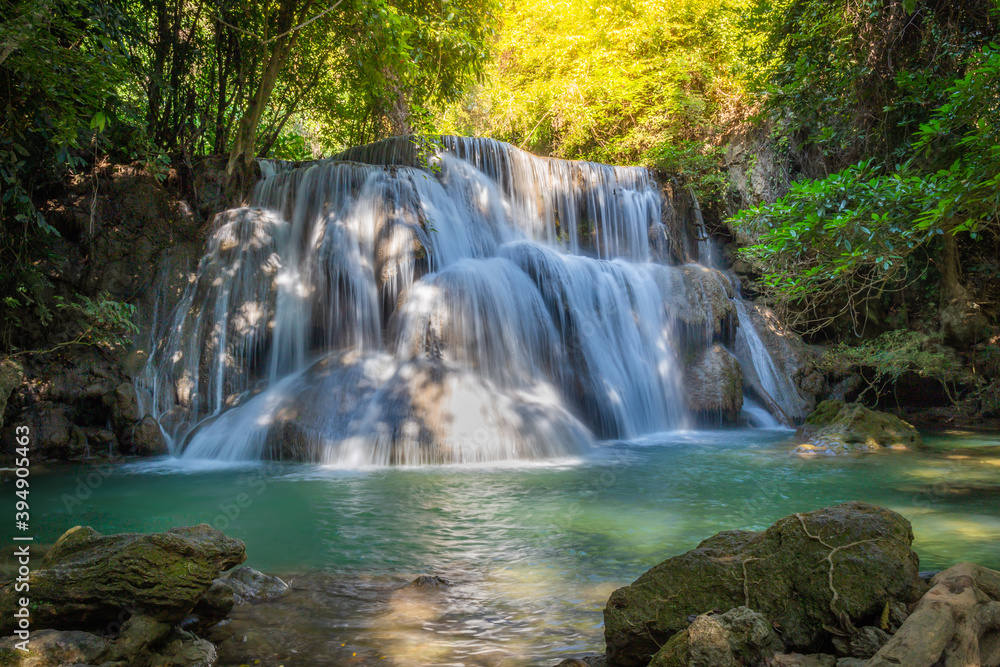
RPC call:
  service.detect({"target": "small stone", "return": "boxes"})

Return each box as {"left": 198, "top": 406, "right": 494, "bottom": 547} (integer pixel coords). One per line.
{"left": 187, "top": 578, "right": 236, "bottom": 630}
{"left": 849, "top": 626, "right": 891, "bottom": 658}
{"left": 106, "top": 614, "right": 172, "bottom": 661}
{"left": 0, "top": 629, "right": 108, "bottom": 666}
{"left": 772, "top": 654, "right": 836, "bottom": 667}
{"left": 149, "top": 634, "right": 218, "bottom": 667}
{"left": 225, "top": 565, "right": 289, "bottom": 603}
{"left": 403, "top": 575, "right": 450, "bottom": 589}
{"left": 648, "top": 607, "right": 781, "bottom": 667}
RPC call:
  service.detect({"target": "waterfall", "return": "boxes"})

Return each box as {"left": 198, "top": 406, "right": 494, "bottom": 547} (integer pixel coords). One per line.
{"left": 138, "top": 136, "right": 805, "bottom": 464}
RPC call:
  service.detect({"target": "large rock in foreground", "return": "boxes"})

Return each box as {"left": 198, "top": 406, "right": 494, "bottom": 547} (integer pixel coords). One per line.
{"left": 603, "top": 502, "right": 927, "bottom": 667}
{"left": 795, "top": 400, "right": 921, "bottom": 455}
{"left": 0, "top": 524, "right": 245, "bottom": 634}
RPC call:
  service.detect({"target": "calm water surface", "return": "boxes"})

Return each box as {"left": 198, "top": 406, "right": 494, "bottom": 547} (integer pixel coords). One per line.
{"left": 8, "top": 428, "right": 1000, "bottom": 666}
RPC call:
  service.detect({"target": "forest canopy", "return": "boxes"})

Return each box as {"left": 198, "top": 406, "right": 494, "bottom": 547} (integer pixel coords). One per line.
{"left": 0, "top": 0, "right": 496, "bottom": 338}
{"left": 2, "top": 0, "right": 998, "bottom": 359}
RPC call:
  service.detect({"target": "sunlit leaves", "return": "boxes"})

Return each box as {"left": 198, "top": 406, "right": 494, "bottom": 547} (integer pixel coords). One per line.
{"left": 439, "top": 0, "right": 754, "bottom": 165}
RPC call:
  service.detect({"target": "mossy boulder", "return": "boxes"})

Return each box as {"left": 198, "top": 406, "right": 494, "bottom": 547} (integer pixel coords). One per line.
{"left": 603, "top": 502, "right": 927, "bottom": 667}
{"left": 0, "top": 524, "right": 245, "bottom": 634}
{"left": 649, "top": 606, "right": 782, "bottom": 667}
{"left": 795, "top": 401, "right": 921, "bottom": 455}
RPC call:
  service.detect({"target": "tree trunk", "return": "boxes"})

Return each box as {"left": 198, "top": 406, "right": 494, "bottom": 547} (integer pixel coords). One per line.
{"left": 940, "top": 229, "right": 967, "bottom": 304}
{"left": 938, "top": 228, "right": 987, "bottom": 348}
{"left": 225, "top": 0, "right": 299, "bottom": 182}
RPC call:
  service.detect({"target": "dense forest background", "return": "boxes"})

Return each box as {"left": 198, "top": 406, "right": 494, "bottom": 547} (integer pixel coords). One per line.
{"left": 2, "top": 0, "right": 999, "bottom": 413}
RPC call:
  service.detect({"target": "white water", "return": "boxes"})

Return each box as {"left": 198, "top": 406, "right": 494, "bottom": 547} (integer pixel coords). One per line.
{"left": 139, "top": 137, "right": 804, "bottom": 464}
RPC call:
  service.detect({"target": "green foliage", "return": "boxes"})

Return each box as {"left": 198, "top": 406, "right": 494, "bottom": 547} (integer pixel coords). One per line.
{"left": 1, "top": 0, "right": 130, "bottom": 351}
{"left": 745, "top": 0, "right": 998, "bottom": 170}
{"left": 1, "top": 0, "right": 127, "bottom": 225}
{"left": 909, "top": 45, "right": 1000, "bottom": 237}
{"left": 120, "top": 0, "right": 497, "bottom": 159}
{"left": 731, "top": 43, "right": 1000, "bottom": 333}
{"left": 65, "top": 292, "right": 139, "bottom": 348}
{"left": 1, "top": 0, "right": 495, "bottom": 353}
{"left": 439, "top": 0, "right": 753, "bottom": 166}
{"left": 645, "top": 140, "right": 728, "bottom": 208}
{"left": 4, "top": 289, "right": 138, "bottom": 354}
{"left": 819, "top": 330, "right": 979, "bottom": 403}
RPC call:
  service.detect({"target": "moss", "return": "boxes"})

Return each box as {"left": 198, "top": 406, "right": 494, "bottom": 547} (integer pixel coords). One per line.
{"left": 797, "top": 402, "right": 921, "bottom": 454}
{"left": 805, "top": 399, "right": 844, "bottom": 426}
{"left": 604, "top": 502, "right": 926, "bottom": 667}
{"left": 648, "top": 631, "right": 689, "bottom": 667}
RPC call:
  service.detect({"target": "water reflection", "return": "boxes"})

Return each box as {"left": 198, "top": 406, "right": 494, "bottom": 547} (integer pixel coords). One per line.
{"left": 16, "top": 429, "right": 1000, "bottom": 665}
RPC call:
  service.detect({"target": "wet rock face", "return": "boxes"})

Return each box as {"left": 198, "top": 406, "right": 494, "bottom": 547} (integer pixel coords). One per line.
{"left": 1, "top": 350, "right": 174, "bottom": 461}
{"left": 794, "top": 400, "right": 921, "bottom": 455}
{"left": 0, "top": 524, "right": 246, "bottom": 634}
{"left": 733, "top": 300, "right": 816, "bottom": 422}
{"left": 2, "top": 348, "right": 129, "bottom": 461}
{"left": 603, "top": 502, "right": 927, "bottom": 667}
{"left": 684, "top": 344, "right": 743, "bottom": 422}
{"left": 0, "top": 358, "right": 23, "bottom": 430}
{"left": 106, "top": 381, "right": 141, "bottom": 431}
{"left": 130, "top": 414, "right": 169, "bottom": 456}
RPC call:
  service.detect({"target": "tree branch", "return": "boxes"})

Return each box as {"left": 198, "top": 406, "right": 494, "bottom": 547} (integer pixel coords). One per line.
{"left": 215, "top": 0, "right": 343, "bottom": 45}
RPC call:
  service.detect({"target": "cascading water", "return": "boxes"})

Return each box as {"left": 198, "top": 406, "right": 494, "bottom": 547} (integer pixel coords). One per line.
{"left": 138, "top": 136, "right": 805, "bottom": 464}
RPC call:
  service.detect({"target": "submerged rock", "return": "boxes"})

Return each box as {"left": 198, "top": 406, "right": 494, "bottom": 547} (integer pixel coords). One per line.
{"left": 105, "top": 614, "right": 173, "bottom": 662}
{"left": 148, "top": 633, "right": 218, "bottom": 667}
{"left": 794, "top": 400, "right": 921, "bottom": 455}
{"left": 187, "top": 579, "right": 236, "bottom": 631}
{"left": 403, "top": 574, "right": 450, "bottom": 589}
{"left": 603, "top": 502, "right": 926, "bottom": 667}
{"left": 224, "top": 565, "right": 289, "bottom": 603}
{"left": 0, "top": 524, "right": 245, "bottom": 634}
{"left": 554, "top": 656, "right": 608, "bottom": 667}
